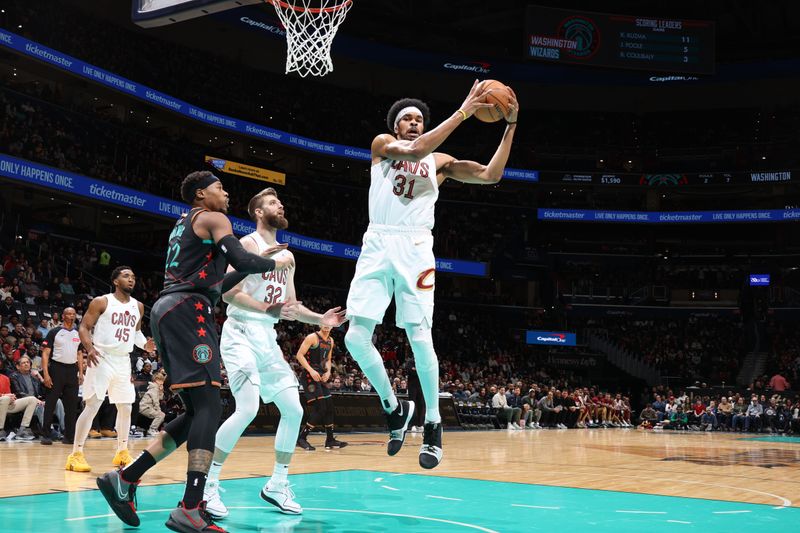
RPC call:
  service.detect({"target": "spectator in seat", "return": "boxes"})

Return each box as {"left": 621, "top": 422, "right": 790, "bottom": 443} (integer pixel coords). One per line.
{"left": 135, "top": 361, "right": 153, "bottom": 382}
{"left": 717, "top": 397, "right": 733, "bottom": 429}
{"left": 139, "top": 372, "right": 165, "bottom": 437}
{"left": 0, "top": 368, "right": 38, "bottom": 440}
{"left": 522, "top": 388, "right": 541, "bottom": 428}
{"left": 651, "top": 394, "right": 666, "bottom": 422}
{"left": 700, "top": 403, "right": 718, "bottom": 431}
{"left": 537, "top": 390, "right": 561, "bottom": 428}
{"left": 731, "top": 397, "right": 748, "bottom": 431}
{"left": 744, "top": 396, "right": 763, "bottom": 433}
{"left": 689, "top": 398, "right": 705, "bottom": 427}
{"left": 492, "top": 386, "right": 522, "bottom": 429}
{"left": 557, "top": 389, "right": 578, "bottom": 428}
{"left": 639, "top": 404, "right": 658, "bottom": 428}
{"left": 36, "top": 318, "right": 50, "bottom": 338}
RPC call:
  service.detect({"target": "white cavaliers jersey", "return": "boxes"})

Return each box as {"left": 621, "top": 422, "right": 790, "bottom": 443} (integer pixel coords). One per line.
{"left": 226, "top": 231, "right": 289, "bottom": 324}
{"left": 92, "top": 293, "right": 141, "bottom": 357}
{"left": 369, "top": 153, "right": 438, "bottom": 229}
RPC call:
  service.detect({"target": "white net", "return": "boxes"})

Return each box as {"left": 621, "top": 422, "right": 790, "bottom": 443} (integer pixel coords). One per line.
{"left": 268, "top": 0, "right": 353, "bottom": 77}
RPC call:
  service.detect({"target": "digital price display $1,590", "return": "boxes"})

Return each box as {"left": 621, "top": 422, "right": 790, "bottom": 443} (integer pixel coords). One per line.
{"left": 525, "top": 6, "right": 715, "bottom": 75}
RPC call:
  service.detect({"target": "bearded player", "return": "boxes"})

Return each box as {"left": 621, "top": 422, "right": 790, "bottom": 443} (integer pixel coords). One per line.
{"left": 345, "top": 80, "right": 518, "bottom": 469}
{"left": 66, "top": 266, "right": 154, "bottom": 472}
{"left": 204, "top": 188, "right": 346, "bottom": 519}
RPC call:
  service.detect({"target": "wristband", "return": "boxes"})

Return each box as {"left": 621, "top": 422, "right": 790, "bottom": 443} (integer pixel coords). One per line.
{"left": 457, "top": 109, "right": 468, "bottom": 121}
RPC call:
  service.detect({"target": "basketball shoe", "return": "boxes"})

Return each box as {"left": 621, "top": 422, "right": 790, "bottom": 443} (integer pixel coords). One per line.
{"left": 96, "top": 469, "right": 140, "bottom": 527}
{"left": 386, "top": 400, "right": 415, "bottom": 456}
{"left": 165, "top": 501, "right": 227, "bottom": 532}
{"left": 112, "top": 449, "right": 134, "bottom": 467}
{"left": 260, "top": 479, "right": 302, "bottom": 514}
{"left": 419, "top": 422, "right": 443, "bottom": 469}
{"left": 204, "top": 480, "right": 229, "bottom": 519}
{"left": 324, "top": 438, "right": 348, "bottom": 449}
{"left": 65, "top": 451, "right": 92, "bottom": 472}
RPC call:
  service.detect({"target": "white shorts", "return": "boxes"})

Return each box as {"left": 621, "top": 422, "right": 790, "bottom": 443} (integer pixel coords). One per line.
{"left": 346, "top": 225, "right": 435, "bottom": 328}
{"left": 221, "top": 316, "right": 298, "bottom": 404}
{"left": 83, "top": 353, "right": 135, "bottom": 404}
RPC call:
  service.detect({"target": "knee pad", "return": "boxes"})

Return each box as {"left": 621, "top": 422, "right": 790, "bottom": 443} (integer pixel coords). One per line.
{"left": 407, "top": 323, "right": 438, "bottom": 373}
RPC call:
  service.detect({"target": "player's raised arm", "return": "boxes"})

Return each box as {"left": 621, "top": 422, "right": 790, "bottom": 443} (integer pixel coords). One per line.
{"left": 436, "top": 90, "right": 519, "bottom": 185}
{"left": 373, "top": 80, "right": 495, "bottom": 163}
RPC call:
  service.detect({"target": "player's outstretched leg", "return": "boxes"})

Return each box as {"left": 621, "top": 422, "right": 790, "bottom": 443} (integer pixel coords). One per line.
{"left": 261, "top": 388, "right": 303, "bottom": 515}
{"left": 204, "top": 380, "right": 261, "bottom": 519}
{"left": 345, "top": 317, "right": 414, "bottom": 455}
{"left": 406, "top": 323, "right": 443, "bottom": 469}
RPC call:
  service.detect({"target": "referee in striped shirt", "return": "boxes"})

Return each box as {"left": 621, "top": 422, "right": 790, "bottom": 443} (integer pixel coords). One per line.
{"left": 40, "top": 307, "right": 83, "bottom": 445}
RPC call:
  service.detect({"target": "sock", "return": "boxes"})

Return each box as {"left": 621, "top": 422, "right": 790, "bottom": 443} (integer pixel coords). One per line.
{"left": 183, "top": 471, "right": 207, "bottom": 508}
{"left": 271, "top": 462, "right": 289, "bottom": 484}
{"left": 121, "top": 450, "right": 156, "bottom": 483}
{"left": 208, "top": 460, "right": 224, "bottom": 483}
{"left": 325, "top": 426, "right": 334, "bottom": 440}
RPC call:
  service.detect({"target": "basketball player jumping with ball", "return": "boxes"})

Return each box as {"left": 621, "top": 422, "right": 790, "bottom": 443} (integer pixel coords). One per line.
{"left": 345, "top": 80, "right": 518, "bottom": 469}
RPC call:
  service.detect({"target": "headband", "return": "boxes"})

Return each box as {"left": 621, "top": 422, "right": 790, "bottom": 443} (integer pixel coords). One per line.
{"left": 196, "top": 173, "right": 220, "bottom": 191}
{"left": 394, "top": 106, "right": 423, "bottom": 129}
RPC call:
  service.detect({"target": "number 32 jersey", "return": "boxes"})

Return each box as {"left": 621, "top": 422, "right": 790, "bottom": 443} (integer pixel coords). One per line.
{"left": 226, "top": 231, "right": 289, "bottom": 325}
{"left": 369, "top": 153, "right": 438, "bottom": 229}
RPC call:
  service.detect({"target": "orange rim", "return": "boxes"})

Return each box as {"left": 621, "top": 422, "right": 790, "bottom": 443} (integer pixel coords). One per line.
{"left": 266, "top": 0, "right": 352, "bottom": 14}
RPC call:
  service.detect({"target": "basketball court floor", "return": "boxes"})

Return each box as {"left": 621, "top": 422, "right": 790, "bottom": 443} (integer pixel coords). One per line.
{"left": 2, "top": 429, "right": 799, "bottom": 532}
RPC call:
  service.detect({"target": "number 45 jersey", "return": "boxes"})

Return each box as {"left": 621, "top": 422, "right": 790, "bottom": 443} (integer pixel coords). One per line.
{"left": 370, "top": 153, "right": 438, "bottom": 230}
{"left": 92, "top": 293, "right": 141, "bottom": 356}
{"left": 226, "top": 231, "right": 289, "bottom": 325}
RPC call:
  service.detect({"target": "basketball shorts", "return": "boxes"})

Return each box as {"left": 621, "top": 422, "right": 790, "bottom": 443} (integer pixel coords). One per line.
{"left": 220, "top": 316, "right": 298, "bottom": 404}
{"left": 303, "top": 374, "right": 330, "bottom": 403}
{"left": 82, "top": 353, "right": 135, "bottom": 404}
{"left": 346, "top": 224, "right": 435, "bottom": 328}
{"left": 150, "top": 292, "right": 221, "bottom": 390}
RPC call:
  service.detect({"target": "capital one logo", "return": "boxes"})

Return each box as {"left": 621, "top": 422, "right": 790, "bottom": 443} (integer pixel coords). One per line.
{"left": 443, "top": 62, "right": 491, "bottom": 74}
{"left": 537, "top": 333, "right": 567, "bottom": 343}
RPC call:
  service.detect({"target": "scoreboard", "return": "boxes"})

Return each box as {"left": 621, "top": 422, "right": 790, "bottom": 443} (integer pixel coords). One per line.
{"left": 543, "top": 171, "right": 795, "bottom": 187}
{"left": 525, "top": 6, "right": 715, "bottom": 75}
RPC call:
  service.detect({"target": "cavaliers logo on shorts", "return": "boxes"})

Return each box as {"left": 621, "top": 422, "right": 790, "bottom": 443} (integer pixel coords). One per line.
{"left": 192, "top": 344, "right": 213, "bottom": 364}
{"left": 416, "top": 268, "right": 435, "bottom": 291}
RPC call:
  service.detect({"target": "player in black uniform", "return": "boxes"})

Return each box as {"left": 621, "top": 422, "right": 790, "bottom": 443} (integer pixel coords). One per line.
{"left": 96, "top": 171, "right": 293, "bottom": 533}
{"left": 295, "top": 326, "right": 347, "bottom": 450}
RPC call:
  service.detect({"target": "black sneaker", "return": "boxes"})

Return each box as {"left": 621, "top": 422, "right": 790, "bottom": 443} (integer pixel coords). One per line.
{"left": 96, "top": 469, "right": 140, "bottom": 527}
{"left": 386, "top": 400, "right": 415, "bottom": 456}
{"left": 40, "top": 436, "right": 53, "bottom": 445}
{"left": 296, "top": 437, "right": 316, "bottom": 451}
{"left": 324, "top": 438, "right": 348, "bottom": 449}
{"left": 166, "top": 500, "right": 227, "bottom": 532}
{"left": 419, "top": 422, "right": 443, "bottom": 469}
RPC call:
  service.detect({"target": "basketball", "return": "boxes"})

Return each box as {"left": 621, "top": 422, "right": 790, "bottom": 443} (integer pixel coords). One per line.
{"left": 474, "top": 80, "right": 513, "bottom": 123}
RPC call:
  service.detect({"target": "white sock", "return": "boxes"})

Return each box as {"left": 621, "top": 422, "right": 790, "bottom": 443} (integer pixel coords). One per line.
{"left": 115, "top": 404, "right": 132, "bottom": 452}
{"left": 271, "top": 462, "right": 289, "bottom": 484}
{"left": 208, "top": 460, "right": 224, "bottom": 484}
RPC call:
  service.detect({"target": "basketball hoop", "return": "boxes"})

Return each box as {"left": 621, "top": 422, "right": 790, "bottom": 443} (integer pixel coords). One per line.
{"left": 266, "top": 0, "right": 353, "bottom": 77}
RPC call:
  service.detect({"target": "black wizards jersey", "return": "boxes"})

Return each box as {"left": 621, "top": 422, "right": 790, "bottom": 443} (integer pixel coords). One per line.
{"left": 161, "top": 208, "right": 228, "bottom": 305}
{"left": 307, "top": 333, "right": 332, "bottom": 374}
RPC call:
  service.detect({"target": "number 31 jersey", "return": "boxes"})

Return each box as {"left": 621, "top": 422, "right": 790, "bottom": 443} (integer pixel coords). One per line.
{"left": 92, "top": 293, "right": 141, "bottom": 357}
{"left": 226, "top": 231, "right": 289, "bottom": 325}
{"left": 369, "top": 153, "right": 438, "bottom": 230}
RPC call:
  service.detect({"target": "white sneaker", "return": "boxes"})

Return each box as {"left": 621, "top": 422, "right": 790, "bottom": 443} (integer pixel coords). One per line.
{"left": 203, "top": 480, "right": 229, "bottom": 519}
{"left": 146, "top": 429, "right": 160, "bottom": 437}
{"left": 507, "top": 423, "right": 514, "bottom": 430}
{"left": 512, "top": 423, "right": 521, "bottom": 430}
{"left": 261, "top": 479, "right": 302, "bottom": 514}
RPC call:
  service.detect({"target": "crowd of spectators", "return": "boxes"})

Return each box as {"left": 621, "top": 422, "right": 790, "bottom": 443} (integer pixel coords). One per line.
{"left": 638, "top": 385, "right": 800, "bottom": 434}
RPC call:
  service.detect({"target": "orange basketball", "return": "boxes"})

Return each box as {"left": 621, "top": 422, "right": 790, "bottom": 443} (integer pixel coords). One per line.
{"left": 473, "top": 80, "right": 513, "bottom": 123}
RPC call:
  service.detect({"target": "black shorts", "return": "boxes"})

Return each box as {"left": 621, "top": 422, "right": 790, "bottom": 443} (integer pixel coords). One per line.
{"left": 304, "top": 376, "right": 330, "bottom": 403}
{"left": 151, "top": 292, "right": 221, "bottom": 390}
